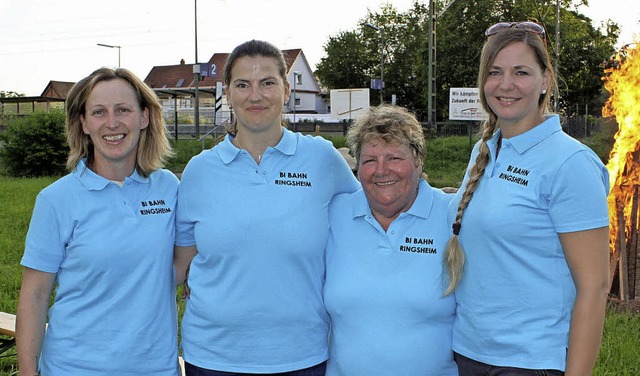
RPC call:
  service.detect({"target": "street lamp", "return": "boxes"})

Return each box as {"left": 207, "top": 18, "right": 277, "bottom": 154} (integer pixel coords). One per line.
{"left": 292, "top": 71, "right": 302, "bottom": 129}
{"left": 97, "top": 43, "right": 121, "bottom": 67}
{"left": 364, "top": 23, "right": 384, "bottom": 104}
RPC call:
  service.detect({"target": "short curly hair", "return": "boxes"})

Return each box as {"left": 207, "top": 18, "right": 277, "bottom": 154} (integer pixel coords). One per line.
{"left": 347, "top": 104, "right": 425, "bottom": 167}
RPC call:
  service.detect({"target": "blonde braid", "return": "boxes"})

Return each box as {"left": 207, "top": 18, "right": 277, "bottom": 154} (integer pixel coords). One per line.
{"left": 443, "top": 116, "right": 498, "bottom": 296}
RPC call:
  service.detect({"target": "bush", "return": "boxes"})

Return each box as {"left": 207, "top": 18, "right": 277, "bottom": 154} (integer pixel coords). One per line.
{"left": 321, "top": 134, "right": 348, "bottom": 149}
{"left": 579, "top": 117, "right": 617, "bottom": 165}
{"left": 0, "top": 111, "right": 67, "bottom": 177}
{"left": 166, "top": 138, "right": 216, "bottom": 173}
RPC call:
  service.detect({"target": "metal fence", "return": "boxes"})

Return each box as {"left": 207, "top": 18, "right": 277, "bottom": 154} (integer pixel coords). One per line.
{"left": 162, "top": 108, "right": 604, "bottom": 141}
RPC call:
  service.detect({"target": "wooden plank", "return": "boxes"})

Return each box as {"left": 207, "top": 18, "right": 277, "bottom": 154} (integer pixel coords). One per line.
{"left": 618, "top": 204, "right": 630, "bottom": 301}
{"left": 0, "top": 312, "right": 16, "bottom": 337}
{"left": 630, "top": 187, "right": 639, "bottom": 299}
{"left": 610, "top": 201, "right": 623, "bottom": 292}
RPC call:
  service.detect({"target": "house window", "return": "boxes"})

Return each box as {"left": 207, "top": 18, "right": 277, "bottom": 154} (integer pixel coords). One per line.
{"left": 295, "top": 74, "right": 302, "bottom": 85}
{"left": 294, "top": 98, "right": 301, "bottom": 106}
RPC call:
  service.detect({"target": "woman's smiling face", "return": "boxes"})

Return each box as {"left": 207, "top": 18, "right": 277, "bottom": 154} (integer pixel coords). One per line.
{"left": 484, "top": 41, "right": 549, "bottom": 137}
{"left": 357, "top": 138, "right": 421, "bottom": 224}
{"left": 80, "top": 78, "right": 148, "bottom": 175}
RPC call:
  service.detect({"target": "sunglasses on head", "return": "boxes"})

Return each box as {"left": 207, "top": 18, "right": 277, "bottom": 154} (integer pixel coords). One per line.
{"left": 485, "top": 22, "right": 545, "bottom": 37}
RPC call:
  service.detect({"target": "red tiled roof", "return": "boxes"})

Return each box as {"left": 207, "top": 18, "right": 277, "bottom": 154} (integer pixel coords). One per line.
{"left": 144, "top": 48, "right": 305, "bottom": 89}
{"left": 283, "top": 49, "right": 301, "bottom": 71}
{"left": 144, "top": 61, "right": 197, "bottom": 89}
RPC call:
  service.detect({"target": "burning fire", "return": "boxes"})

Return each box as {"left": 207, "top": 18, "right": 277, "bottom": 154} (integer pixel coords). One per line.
{"left": 604, "top": 42, "right": 640, "bottom": 254}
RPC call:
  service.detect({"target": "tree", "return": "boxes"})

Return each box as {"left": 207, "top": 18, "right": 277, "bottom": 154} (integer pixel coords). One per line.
{"left": 315, "top": 2, "right": 431, "bottom": 112}
{"left": 0, "top": 91, "right": 25, "bottom": 98}
{"left": 427, "top": 0, "right": 496, "bottom": 121}
{"left": 378, "top": 2, "right": 430, "bottom": 112}
{"left": 432, "top": 0, "right": 619, "bottom": 120}
{"left": 554, "top": 10, "right": 619, "bottom": 116}
{"left": 317, "top": 0, "right": 619, "bottom": 122}
{"left": 315, "top": 30, "right": 372, "bottom": 92}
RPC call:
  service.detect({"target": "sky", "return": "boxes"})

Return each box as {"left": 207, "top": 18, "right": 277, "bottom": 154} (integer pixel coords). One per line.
{"left": 1, "top": 0, "right": 638, "bottom": 97}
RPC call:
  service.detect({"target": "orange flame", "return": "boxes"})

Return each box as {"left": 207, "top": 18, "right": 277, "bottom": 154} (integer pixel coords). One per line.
{"left": 604, "top": 41, "right": 640, "bottom": 253}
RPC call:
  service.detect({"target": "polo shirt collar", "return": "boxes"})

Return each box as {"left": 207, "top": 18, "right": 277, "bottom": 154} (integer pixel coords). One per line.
{"left": 352, "top": 179, "right": 434, "bottom": 220}
{"left": 405, "top": 180, "right": 434, "bottom": 220}
{"left": 352, "top": 189, "right": 371, "bottom": 218}
{"left": 218, "top": 127, "right": 295, "bottom": 164}
{"left": 496, "top": 114, "right": 561, "bottom": 154}
{"left": 73, "top": 158, "right": 148, "bottom": 190}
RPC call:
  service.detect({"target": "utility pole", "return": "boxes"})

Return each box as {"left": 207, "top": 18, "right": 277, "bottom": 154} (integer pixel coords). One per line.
{"left": 554, "top": 0, "right": 560, "bottom": 112}
{"left": 427, "top": 0, "right": 458, "bottom": 128}
{"left": 364, "top": 23, "right": 385, "bottom": 105}
{"left": 427, "top": 0, "right": 436, "bottom": 127}
{"left": 194, "top": 0, "right": 200, "bottom": 138}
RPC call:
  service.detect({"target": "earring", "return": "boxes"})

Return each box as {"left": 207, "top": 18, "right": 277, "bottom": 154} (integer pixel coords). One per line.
{"left": 541, "top": 90, "right": 547, "bottom": 95}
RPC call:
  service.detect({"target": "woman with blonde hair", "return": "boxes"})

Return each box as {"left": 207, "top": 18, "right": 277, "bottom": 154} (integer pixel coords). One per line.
{"left": 445, "top": 22, "right": 610, "bottom": 375}
{"left": 17, "top": 67, "right": 180, "bottom": 375}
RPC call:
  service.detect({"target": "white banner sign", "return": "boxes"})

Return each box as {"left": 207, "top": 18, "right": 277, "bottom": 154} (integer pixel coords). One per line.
{"left": 449, "top": 88, "right": 489, "bottom": 121}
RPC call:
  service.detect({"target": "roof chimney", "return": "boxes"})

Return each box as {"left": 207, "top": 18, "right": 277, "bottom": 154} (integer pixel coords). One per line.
{"left": 180, "top": 59, "right": 185, "bottom": 65}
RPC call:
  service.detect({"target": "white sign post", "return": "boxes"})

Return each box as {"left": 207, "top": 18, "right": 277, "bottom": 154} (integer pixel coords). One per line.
{"left": 330, "top": 88, "right": 370, "bottom": 121}
{"left": 448, "top": 88, "right": 489, "bottom": 121}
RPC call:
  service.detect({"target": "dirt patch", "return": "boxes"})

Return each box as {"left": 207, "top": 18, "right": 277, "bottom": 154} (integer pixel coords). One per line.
{"left": 607, "top": 298, "right": 640, "bottom": 314}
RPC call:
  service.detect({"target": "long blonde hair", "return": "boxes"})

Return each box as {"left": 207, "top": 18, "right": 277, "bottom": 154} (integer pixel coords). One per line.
{"left": 443, "top": 27, "right": 557, "bottom": 296}
{"left": 65, "top": 67, "right": 173, "bottom": 177}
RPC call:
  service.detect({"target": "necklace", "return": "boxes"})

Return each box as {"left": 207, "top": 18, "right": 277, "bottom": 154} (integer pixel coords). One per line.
{"left": 233, "top": 137, "right": 261, "bottom": 163}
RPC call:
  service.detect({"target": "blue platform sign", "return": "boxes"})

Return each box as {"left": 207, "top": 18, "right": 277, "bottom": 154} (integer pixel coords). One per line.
{"left": 199, "top": 63, "right": 218, "bottom": 78}
{"left": 370, "top": 78, "right": 384, "bottom": 90}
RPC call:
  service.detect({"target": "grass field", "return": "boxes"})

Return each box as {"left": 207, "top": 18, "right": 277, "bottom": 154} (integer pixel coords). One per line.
{"left": 594, "top": 307, "right": 640, "bottom": 375}
{"left": 0, "top": 176, "right": 57, "bottom": 375}
{"left": 1, "top": 135, "right": 637, "bottom": 375}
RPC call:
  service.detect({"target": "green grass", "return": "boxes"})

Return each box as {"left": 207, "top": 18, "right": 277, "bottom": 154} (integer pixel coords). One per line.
{"left": 0, "top": 132, "right": 632, "bottom": 375}
{"left": 0, "top": 176, "right": 56, "bottom": 375}
{"left": 164, "top": 135, "right": 474, "bottom": 188}
{"left": 166, "top": 137, "right": 216, "bottom": 174}
{"left": 594, "top": 306, "right": 640, "bottom": 375}
{"left": 0, "top": 177, "right": 56, "bottom": 314}
{"left": 424, "top": 135, "right": 476, "bottom": 188}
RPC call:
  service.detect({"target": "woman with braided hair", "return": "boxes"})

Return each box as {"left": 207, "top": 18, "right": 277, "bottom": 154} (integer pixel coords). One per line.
{"left": 444, "top": 22, "right": 610, "bottom": 375}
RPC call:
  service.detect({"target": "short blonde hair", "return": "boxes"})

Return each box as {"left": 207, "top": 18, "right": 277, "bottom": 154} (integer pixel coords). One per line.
{"left": 347, "top": 105, "right": 425, "bottom": 168}
{"left": 65, "top": 67, "right": 173, "bottom": 177}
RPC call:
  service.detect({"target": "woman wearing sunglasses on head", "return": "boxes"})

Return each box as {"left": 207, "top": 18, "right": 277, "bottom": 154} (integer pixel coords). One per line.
{"left": 444, "top": 22, "right": 610, "bottom": 375}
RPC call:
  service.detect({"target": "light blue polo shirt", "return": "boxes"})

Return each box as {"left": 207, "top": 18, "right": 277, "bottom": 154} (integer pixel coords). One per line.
{"left": 449, "top": 115, "right": 609, "bottom": 371}
{"left": 21, "top": 159, "right": 180, "bottom": 376}
{"left": 324, "top": 180, "right": 457, "bottom": 376}
{"left": 175, "top": 128, "right": 360, "bottom": 373}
